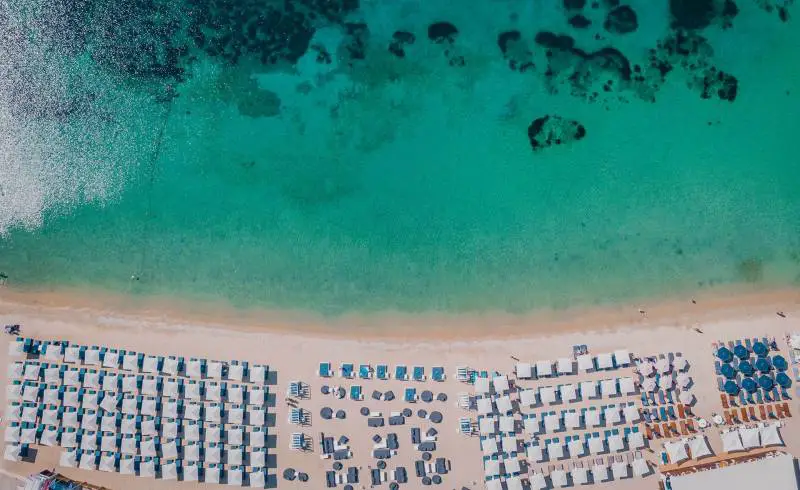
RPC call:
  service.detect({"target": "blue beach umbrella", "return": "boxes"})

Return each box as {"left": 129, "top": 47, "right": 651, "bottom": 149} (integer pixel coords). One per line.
{"left": 716, "top": 346, "right": 733, "bottom": 362}
{"left": 733, "top": 344, "right": 749, "bottom": 360}
{"left": 724, "top": 380, "right": 740, "bottom": 395}
{"left": 741, "top": 377, "right": 758, "bottom": 393}
{"left": 773, "top": 355, "right": 788, "bottom": 372}
{"left": 755, "top": 357, "right": 771, "bottom": 373}
{"left": 776, "top": 372, "right": 791, "bottom": 388}
{"left": 720, "top": 363, "right": 737, "bottom": 379}
{"left": 738, "top": 360, "right": 754, "bottom": 377}
{"left": 753, "top": 341, "right": 768, "bottom": 357}
{"left": 758, "top": 375, "right": 774, "bottom": 390}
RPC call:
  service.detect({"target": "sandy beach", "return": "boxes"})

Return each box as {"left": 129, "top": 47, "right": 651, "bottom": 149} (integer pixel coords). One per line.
{"left": 1, "top": 287, "right": 800, "bottom": 489}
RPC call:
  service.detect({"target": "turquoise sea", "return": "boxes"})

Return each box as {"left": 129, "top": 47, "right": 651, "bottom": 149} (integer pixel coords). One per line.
{"left": 1, "top": 0, "right": 799, "bottom": 314}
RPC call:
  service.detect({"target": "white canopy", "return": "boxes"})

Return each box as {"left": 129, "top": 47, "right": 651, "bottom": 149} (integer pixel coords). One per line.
{"left": 205, "top": 404, "right": 222, "bottom": 423}
{"left": 161, "top": 461, "right": 178, "bottom": 480}
{"left": 161, "top": 420, "right": 179, "bottom": 439}
{"left": 185, "top": 382, "right": 201, "bottom": 400}
{"left": 142, "top": 356, "right": 159, "bottom": 373}
{"left": 206, "top": 383, "right": 222, "bottom": 402}
{"left": 608, "top": 434, "right": 625, "bottom": 452}
{"left": 619, "top": 377, "right": 636, "bottom": 394}
{"left": 564, "top": 411, "right": 581, "bottom": 429}
{"left": 141, "top": 378, "right": 158, "bottom": 396}
{"left": 572, "top": 467, "right": 589, "bottom": 484}
{"left": 596, "top": 353, "right": 613, "bottom": 370}
{"left": 79, "top": 452, "right": 96, "bottom": 470}
{"left": 59, "top": 448, "right": 77, "bottom": 467}
{"left": 101, "top": 414, "right": 116, "bottom": 432}
{"left": 493, "top": 375, "right": 509, "bottom": 393}
{"left": 674, "top": 356, "right": 688, "bottom": 371}
{"left": 23, "top": 363, "right": 39, "bottom": 380}
{"left": 482, "top": 438, "right": 498, "bottom": 455}
{"left": 585, "top": 409, "right": 602, "bottom": 427}
{"left": 206, "top": 425, "right": 222, "bottom": 443}
{"left": 577, "top": 354, "right": 594, "bottom": 372}
{"left": 121, "top": 353, "right": 138, "bottom": 371}
{"left": 43, "top": 387, "right": 59, "bottom": 404}
{"left": 544, "top": 414, "right": 561, "bottom": 433}
{"left": 530, "top": 472, "right": 547, "bottom": 490}
{"left": 119, "top": 456, "right": 135, "bottom": 475}
{"left": 250, "top": 448, "right": 267, "bottom": 467}
{"left": 642, "top": 377, "right": 657, "bottom": 392}
{"left": 496, "top": 395, "right": 513, "bottom": 414}
{"left": 162, "top": 357, "right": 179, "bottom": 376}
{"left": 248, "top": 406, "right": 266, "bottom": 426}
{"left": 612, "top": 461, "right": 629, "bottom": 479}
{"left": 551, "top": 469, "right": 568, "bottom": 488}
{"left": 140, "top": 438, "right": 157, "bottom": 457}
{"left": 63, "top": 390, "right": 80, "bottom": 408}
{"left": 557, "top": 358, "right": 573, "bottom": 375}
{"left": 100, "top": 394, "right": 119, "bottom": 413}
{"left": 161, "top": 399, "right": 178, "bottom": 419}
{"left": 760, "top": 424, "right": 783, "bottom": 447}
{"left": 84, "top": 349, "right": 100, "bottom": 366}
{"left": 739, "top": 427, "right": 760, "bottom": 449}
{"left": 639, "top": 361, "right": 654, "bottom": 376}
{"left": 187, "top": 359, "right": 203, "bottom": 378}
{"left": 519, "top": 389, "right": 537, "bottom": 407}
{"left": 536, "top": 360, "right": 553, "bottom": 377}
{"left": 121, "top": 375, "right": 137, "bottom": 393}
{"left": 248, "top": 386, "right": 266, "bottom": 406}
{"left": 249, "top": 470, "right": 265, "bottom": 487}
{"left": 547, "top": 440, "right": 564, "bottom": 460}
{"left": 184, "top": 422, "right": 201, "bottom": 441}
{"left": 623, "top": 405, "right": 640, "bottom": 423}
{"left": 44, "top": 367, "right": 60, "bottom": 383}
{"left": 580, "top": 381, "right": 598, "bottom": 399}
{"left": 677, "top": 373, "right": 692, "bottom": 388}
{"left": 44, "top": 344, "right": 63, "bottom": 361}
{"left": 3, "top": 426, "right": 19, "bottom": 443}
{"left": 62, "top": 410, "right": 79, "bottom": 428}
{"left": 204, "top": 465, "right": 220, "bottom": 483}
{"left": 250, "top": 365, "right": 267, "bottom": 384}
{"left": 61, "top": 431, "right": 77, "bottom": 447}
{"left": 628, "top": 431, "right": 646, "bottom": 449}
{"left": 64, "top": 369, "right": 80, "bottom": 387}
{"left": 120, "top": 416, "right": 136, "bottom": 434}
{"left": 484, "top": 459, "right": 500, "bottom": 478}
{"left": 479, "top": 417, "right": 496, "bottom": 436}
{"left": 504, "top": 457, "right": 521, "bottom": 474}
{"left": 64, "top": 346, "right": 81, "bottom": 364}
{"left": 659, "top": 376, "right": 674, "bottom": 390}
{"left": 523, "top": 417, "right": 540, "bottom": 435}
{"left": 207, "top": 361, "right": 223, "bottom": 378}
{"left": 604, "top": 406, "right": 621, "bottom": 425}
{"left": 22, "top": 385, "right": 39, "bottom": 403}
{"left": 141, "top": 398, "right": 157, "bottom": 416}
{"left": 40, "top": 427, "right": 59, "bottom": 446}
{"left": 19, "top": 427, "right": 36, "bottom": 444}
{"left": 613, "top": 350, "right": 630, "bottom": 366}
{"left": 679, "top": 391, "right": 695, "bottom": 405}
{"left": 474, "top": 377, "right": 491, "bottom": 394}
{"left": 101, "top": 374, "right": 118, "bottom": 391}
{"left": 139, "top": 459, "right": 155, "bottom": 477}
{"left": 162, "top": 440, "right": 179, "bottom": 459}
{"left": 227, "top": 468, "right": 243, "bottom": 486}
{"left": 632, "top": 458, "right": 650, "bottom": 477}
{"left": 665, "top": 441, "right": 688, "bottom": 463}
{"left": 592, "top": 464, "right": 609, "bottom": 482}
{"left": 539, "top": 386, "right": 556, "bottom": 404}
{"left": 120, "top": 437, "right": 137, "bottom": 454}
{"left": 121, "top": 397, "right": 137, "bottom": 414}
{"left": 99, "top": 453, "right": 116, "bottom": 472}
{"left": 227, "top": 384, "right": 244, "bottom": 404}
{"left": 600, "top": 379, "right": 617, "bottom": 397}
{"left": 516, "top": 362, "right": 532, "bottom": 379}
{"left": 184, "top": 443, "right": 201, "bottom": 461}
{"left": 560, "top": 384, "right": 578, "bottom": 402}
{"left": 689, "top": 436, "right": 712, "bottom": 458}
{"left": 588, "top": 437, "right": 605, "bottom": 454}
{"left": 656, "top": 358, "right": 671, "bottom": 373}
{"left": 228, "top": 427, "right": 244, "bottom": 445}
{"left": 499, "top": 415, "right": 514, "bottom": 433}
{"left": 527, "top": 444, "right": 544, "bottom": 462}
{"left": 568, "top": 438, "right": 585, "bottom": 457}
{"left": 102, "top": 350, "right": 119, "bottom": 368}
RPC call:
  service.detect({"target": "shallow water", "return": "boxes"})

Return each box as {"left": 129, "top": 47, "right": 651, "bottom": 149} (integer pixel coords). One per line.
{"left": 1, "top": 0, "right": 799, "bottom": 314}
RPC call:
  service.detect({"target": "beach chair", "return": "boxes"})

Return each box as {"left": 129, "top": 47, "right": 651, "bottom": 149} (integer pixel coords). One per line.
{"left": 745, "top": 338, "right": 753, "bottom": 351}
{"left": 667, "top": 406, "right": 676, "bottom": 420}
{"left": 432, "top": 367, "right": 445, "bottom": 382}
{"left": 350, "top": 385, "right": 363, "bottom": 401}
{"left": 678, "top": 421, "right": 687, "bottom": 436}
{"left": 412, "top": 366, "right": 425, "bottom": 382}
{"left": 341, "top": 364, "right": 354, "bottom": 379}
{"left": 724, "top": 411, "right": 733, "bottom": 425}
{"left": 775, "top": 404, "right": 785, "bottom": 419}
{"left": 767, "top": 405, "right": 776, "bottom": 419}
{"left": 686, "top": 419, "right": 695, "bottom": 433}
{"left": 319, "top": 363, "right": 332, "bottom": 378}
{"left": 716, "top": 377, "right": 723, "bottom": 392}
{"left": 359, "top": 365, "right": 372, "bottom": 380}
{"left": 772, "top": 387, "right": 781, "bottom": 401}
{"left": 395, "top": 366, "right": 408, "bottom": 381}
{"left": 759, "top": 405, "right": 767, "bottom": 419}
{"left": 756, "top": 391, "right": 764, "bottom": 404}
{"left": 676, "top": 404, "right": 685, "bottom": 419}
{"left": 651, "top": 424, "right": 661, "bottom": 438}
{"left": 740, "top": 407, "right": 749, "bottom": 422}
{"left": 748, "top": 406, "right": 757, "bottom": 420}
{"left": 659, "top": 407, "right": 667, "bottom": 421}
{"left": 376, "top": 365, "right": 389, "bottom": 380}
{"left": 782, "top": 402, "right": 791, "bottom": 417}
{"left": 404, "top": 388, "right": 417, "bottom": 403}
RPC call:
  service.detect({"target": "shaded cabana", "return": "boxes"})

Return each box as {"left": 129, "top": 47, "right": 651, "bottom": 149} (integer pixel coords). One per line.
{"left": 592, "top": 463, "right": 609, "bottom": 482}
{"left": 612, "top": 461, "right": 629, "bottom": 480}
{"left": 560, "top": 384, "right": 578, "bottom": 402}
{"left": 580, "top": 380, "right": 599, "bottom": 399}
{"left": 689, "top": 435, "right": 712, "bottom": 458}
{"left": 628, "top": 431, "right": 646, "bottom": 449}
{"left": 585, "top": 409, "right": 602, "bottom": 427}
{"left": 557, "top": 358, "right": 574, "bottom": 375}
{"left": 536, "top": 360, "right": 554, "bottom": 378}
{"left": 759, "top": 423, "right": 783, "bottom": 447}
{"left": 539, "top": 386, "right": 557, "bottom": 404}
{"left": 608, "top": 434, "right": 624, "bottom": 452}
{"left": 564, "top": 411, "right": 580, "bottom": 429}
{"left": 739, "top": 426, "right": 760, "bottom": 450}
{"left": 577, "top": 354, "right": 594, "bottom": 372}
{"left": 519, "top": 389, "right": 537, "bottom": 407}
{"left": 516, "top": 362, "right": 532, "bottom": 379}
{"left": 550, "top": 469, "right": 568, "bottom": 488}
{"left": 664, "top": 441, "right": 688, "bottom": 463}
{"left": 568, "top": 438, "right": 585, "bottom": 457}
{"left": 588, "top": 437, "right": 605, "bottom": 454}
{"left": 721, "top": 429, "right": 744, "bottom": 452}
{"left": 496, "top": 395, "right": 513, "bottom": 414}
{"left": 619, "top": 377, "right": 636, "bottom": 395}
{"left": 547, "top": 440, "right": 564, "bottom": 460}
{"left": 600, "top": 379, "right": 617, "bottom": 397}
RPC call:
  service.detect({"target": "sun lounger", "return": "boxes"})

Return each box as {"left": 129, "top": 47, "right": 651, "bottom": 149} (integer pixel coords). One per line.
{"left": 359, "top": 365, "right": 372, "bottom": 379}
{"left": 749, "top": 406, "right": 757, "bottom": 420}
{"left": 395, "top": 366, "right": 408, "bottom": 381}
{"left": 341, "top": 363, "right": 354, "bottom": 378}
{"left": 412, "top": 366, "right": 425, "bottom": 382}
{"left": 677, "top": 404, "right": 685, "bottom": 418}
{"left": 782, "top": 402, "right": 791, "bottom": 417}
{"left": 651, "top": 424, "right": 661, "bottom": 438}
{"left": 759, "top": 405, "right": 767, "bottom": 419}
{"left": 319, "top": 362, "right": 332, "bottom": 377}
{"left": 767, "top": 405, "right": 777, "bottom": 419}
{"left": 724, "top": 411, "right": 733, "bottom": 424}
{"left": 740, "top": 407, "right": 749, "bottom": 422}
{"left": 376, "top": 364, "right": 388, "bottom": 380}
{"left": 720, "top": 393, "right": 729, "bottom": 409}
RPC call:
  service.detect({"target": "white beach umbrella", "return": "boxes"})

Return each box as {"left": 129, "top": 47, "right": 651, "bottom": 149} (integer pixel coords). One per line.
{"left": 84, "top": 349, "right": 100, "bottom": 366}
{"left": 623, "top": 405, "right": 640, "bottom": 423}
{"left": 674, "top": 356, "right": 688, "bottom": 371}
{"left": 539, "top": 386, "right": 556, "bottom": 404}
{"left": 162, "top": 357, "right": 179, "bottom": 376}
{"left": 496, "top": 395, "right": 513, "bottom": 414}
{"left": 656, "top": 358, "right": 671, "bottom": 374}
{"left": 547, "top": 440, "right": 564, "bottom": 460}
{"left": 119, "top": 456, "right": 135, "bottom": 475}
{"left": 122, "top": 353, "right": 138, "bottom": 372}
{"left": 7, "top": 340, "right": 24, "bottom": 357}
{"left": 161, "top": 420, "right": 179, "bottom": 439}
{"left": 759, "top": 424, "right": 783, "bottom": 447}
{"left": 163, "top": 379, "right": 180, "bottom": 398}
{"left": 140, "top": 437, "right": 158, "bottom": 457}
{"left": 20, "top": 405, "right": 37, "bottom": 423}
{"left": 250, "top": 447, "right": 267, "bottom": 467}
{"left": 642, "top": 377, "right": 657, "bottom": 392}
{"left": 544, "top": 414, "right": 561, "bottom": 433}
{"left": 572, "top": 467, "right": 589, "bottom": 484}
{"left": 4, "top": 425, "right": 20, "bottom": 443}
{"left": 121, "top": 397, "right": 137, "bottom": 415}
{"left": 592, "top": 463, "right": 609, "bottom": 482}
{"left": 228, "top": 427, "right": 245, "bottom": 446}
{"left": 22, "top": 384, "right": 39, "bottom": 403}
{"left": 604, "top": 406, "right": 621, "bottom": 425}
{"left": 677, "top": 373, "right": 691, "bottom": 389}
{"left": 100, "top": 393, "right": 119, "bottom": 413}
{"left": 101, "top": 374, "right": 119, "bottom": 392}
{"left": 205, "top": 445, "right": 222, "bottom": 464}
{"left": 250, "top": 428, "right": 267, "bottom": 447}
{"left": 596, "top": 353, "right": 613, "bottom": 370}
{"left": 588, "top": 437, "right": 605, "bottom": 454}
{"left": 142, "top": 356, "right": 159, "bottom": 374}
{"left": 184, "top": 402, "right": 201, "bottom": 421}
{"left": 479, "top": 417, "right": 496, "bottom": 436}
{"left": 80, "top": 431, "right": 97, "bottom": 450}
{"left": 679, "top": 391, "right": 695, "bottom": 405}
{"left": 227, "top": 468, "right": 244, "bottom": 486}
{"left": 557, "top": 358, "right": 573, "bottom": 375}
{"left": 44, "top": 367, "right": 60, "bottom": 384}
{"left": 142, "top": 378, "right": 158, "bottom": 396}
{"left": 499, "top": 415, "right": 515, "bottom": 433}
{"left": 474, "top": 377, "right": 491, "bottom": 395}
{"left": 23, "top": 362, "right": 40, "bottom": 380}
{"left": 121, "top": 416, "right": 136, "bottom": 435}
{"left": 228, "top": 385, "right": 245, "bottom": 404}
{"left": 519, "top": 389, "right": 537, "bottom": 407}
{"left": 162, "top": 399, "right": 179, "bottom": 419}
{"left": 82, "top": 391, "right": 99, "bottom": 410}
{"left": 612, "top": 461, "right": 629, "bottom": 479}
{"left": 141, "top": 418, "right": 157, "bottom": 437}
{"left": 560, "top": 384, "right": 578, "bottom": 402}
{"left": 121, "top": 375, "right": 138, "bottom": 393}
{"left": 248, "top": 386, "right": 266, "bottom": 406}
{"left": 523, "top": 417, "right": 540, "bottom": 435}
{"left": 600, "top": 379, "right": 617, "bottom": 397}
{"left": 80, "top": 412, "right": 99, "bottom": 431}
{"left": 61, "top": 431, "right": 77, "bottom": 448}
{"left": 187, "top": 359, "right": 203, "bottom": 378}
{"left": 482, "top": 438, "right": 498, "bottom": 455}
{"left": 568, "top": 438, "right": 586, "bottom": 457}
{"left": 139, "top": 459, "right": 155, "bottom": 477}
{"left": 585, "top": 409, "right": 602, "bottom": 427}
{"left": 59, "top": 448, "right": 78, "bottom": 467}
{"left": 64, "top": 369, "right": 80, "bottom": 387}
{"left": 207, "top": 361, "right": 223, "bottom": 379}
{"left": 44, "top": 343, "right": 63, "bottom": 361}
{"left": 79, "top": 452, "right": 96, "bottom": 470}
{"left": 99, "top": 453, "right": 116, "bottom": 472}
{"left": 63, "top": 390, "right": 80, "bottom": 408}
{"left": 639, "top": 361, "right": 654, "bottom": 376}
{"left": 493, "top": 375, "right": 509, "bottom": 393}
{"left": 4, "top": 403, "right": 20, "bottom": 422}
{"left": 249, "top": 470, "right": 265, "bottom": 488}
{"left": 619, "top": 377, "right": 636, "bottom": 395}
{"left": 64, "top": 346, "right": 81, "bottom": 364}
{"left": 141, "top": 398, "right": 157, "bottom": 417}
{"left": 40, "top": 427, "right": 59, "bottom": 446}
{"left": 101, "top": 414, "right": 117, "bottom": 432}
{"left": 42, "top": 387, "right": 59, "bottom": 405}
{"left": 551, "top": 469, "right": 568, "bottom": 488}
{"left": 739, "top": 427, "right": 760, "bottom": 449}
{"left": 577, "top": 354, "right": 594, "bottom": 372}
{"left": 185, "top": 382, "right": 202, "bottom": 401}
{"left": 516, "top": 362, "right": 532, "bottom": 379}
{"left": 183, "top": 463, "right": 200, "bottom": 482}
{"left": 527, "top": 444, "right": 544, "bottom": 462}
{"left": 184, "top": 442, "right": 201, "bottom": 461}
{"left": 249, "top": 364, "right": 267, "bottom": 384}
{"left": 248, "top": 406, "right": 266, "bottom": 426}
{"left": 62, "top": 410, "right": 79, "bottom": 428}
{"left": 536, "top": 360, "right": 553, "bottom": 377}
{"left": 628, "top": 431, "right": 646, "bottom": 449}
{"left": 530, "top": 472, "right": 547, "bottom": 490}
{"left": 664, "top": 441, "right": 688, "bottom": 463}
{"left": 580, "top": 381, "right": 598, "bottom": 399}
{"left": 206, "top": 424, "right": 222, "bottom": 443}
{"left": 162, "top": 440, "right": 179, "bottom": 460}
{"left": 184, "top": 422, "right": 201, "bottom": 442}
{"left": 608, "top": 434, "right": 625, "bottom": 452}
{"left": 632, "top": 458, "right": 650, "bottom": 477}
{"left": 613, "top": 349, "right": 630, "bottom": 366}
{"left": 564, "top": 411, "right": 581, "bottom": 429}
{"left": 204, "top": 403, "right": 222, "bottom": 423}
{"left": 102, "top": 350, "right": 119, "bottom": 368}
{"left": 19, "top": 426, "right": 36, "bottom": 444}
{"left": 120, "top": 436, "right": 137, "bottom": 455}
{"left": 206, "top": 383, "right": 222, "bottom": 402}
{"left": 689, "top": 436, "right": 712, "bottom": 458}
{"left": 228, "top": 446, "right": 244, "bottom": 466}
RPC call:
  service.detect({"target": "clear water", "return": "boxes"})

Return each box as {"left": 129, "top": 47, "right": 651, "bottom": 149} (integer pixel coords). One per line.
{"left": 1, "top": 0, "right": 799, "bottom": 314}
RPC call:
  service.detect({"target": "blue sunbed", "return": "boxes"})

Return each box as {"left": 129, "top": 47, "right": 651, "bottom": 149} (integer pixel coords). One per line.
{"left": 318, "top": 362, "right": 331, "bottom": 378}
{"left": 405, "top": 388, "right": 417, "bottom": 403}
{"left": 396, "top": 365, "right": 408, "bottom": 381}
{"left": 432, "top": 367, "right": 445, "bottom": 382}
{"left": 350, "top": 385, "right": 362, "bottom": 400}
{"left": 341, "top": 363, "right": 354, "bottom": 378}
{"left": 413, "top": 366, "right": 425, "bottom": 381}
{"left": 359, "top": 365, "right": 371, "bottom": 379}
{"left": 376, "top": 365, "right": 388, "bottom": 380}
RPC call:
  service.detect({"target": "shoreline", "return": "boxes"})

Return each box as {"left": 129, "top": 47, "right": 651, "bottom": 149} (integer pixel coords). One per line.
{"left": 1, "top": 283, "right": 799, "bottom": 342}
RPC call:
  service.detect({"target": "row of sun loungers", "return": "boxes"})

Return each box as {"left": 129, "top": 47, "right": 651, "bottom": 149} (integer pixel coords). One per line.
{"left": 515, "top": 350, "right": 631, "bottom": 380}
{"left": 9, "top": 338, "right": 268, "bottom": 383}
{"left": 722, "top": 402, "right": 792, "bottom": 424}
{"left": 318, "top": 362, "right": 445, "bottom": 382}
